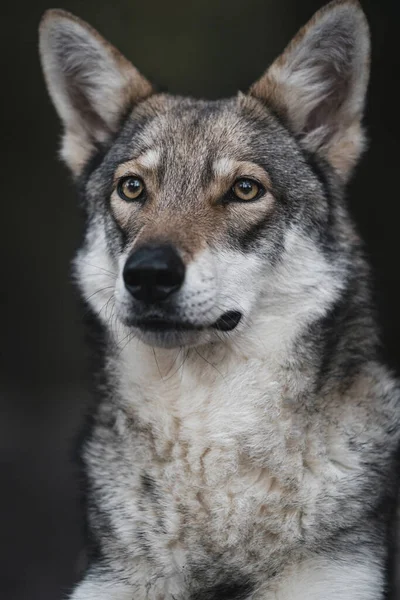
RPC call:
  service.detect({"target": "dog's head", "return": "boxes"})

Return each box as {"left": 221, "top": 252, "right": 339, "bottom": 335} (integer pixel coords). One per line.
{"left": 39, "top": 1, "right": 370, "bottom": 349}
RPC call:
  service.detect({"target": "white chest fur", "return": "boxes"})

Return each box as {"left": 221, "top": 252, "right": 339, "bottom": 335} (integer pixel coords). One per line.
{"left": 99, "top": 333, "right": 363, "bottom": 575}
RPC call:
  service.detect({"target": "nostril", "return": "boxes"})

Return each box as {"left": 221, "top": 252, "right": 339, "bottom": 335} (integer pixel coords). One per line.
{"left": 155, "top": 266, "right": 183, "bottom": 288}
{"left": 123, "top": 244, "right": 185, "bottom": 303}
{"left": 123, "top": 268, "right": 141, "bottom": 289}
{"left": 124, "top": 267, "right": 181, "bottom": 291}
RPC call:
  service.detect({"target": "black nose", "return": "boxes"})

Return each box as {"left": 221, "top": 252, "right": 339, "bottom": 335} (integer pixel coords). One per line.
{"left": 123, "top": 244, "right": 185, "bottom": 304}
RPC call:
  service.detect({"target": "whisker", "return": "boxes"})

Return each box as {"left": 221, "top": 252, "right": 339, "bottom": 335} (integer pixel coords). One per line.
{"left": 165, "top": 347, "right": 189, "bottom": 382}
{"left": 179, "top": 348, "right": 191, "bottom": 382}
{"left": 84, "top": 296, "right": 114, "bottom": 324}
{"left": 152, "top": 347, "right": 164, "bottom": 381}
{"left": 164, "top": 347, "right": 183, "bottom": 378}
{"left": 82, "top": 286, "right": 115, "bottom": 305}
{"left": 80, "top": 261, "right": 117, "bottom": 278}
{"left": 116, "top": 331, "right": 135, "bottom": 357}
{"left": 194, "top": 347, "right": 225, "bottom": 380}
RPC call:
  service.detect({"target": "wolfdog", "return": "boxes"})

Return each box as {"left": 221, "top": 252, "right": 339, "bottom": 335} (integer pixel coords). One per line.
{"left": 39, "top": 1, "right": 400, "bottom": 598}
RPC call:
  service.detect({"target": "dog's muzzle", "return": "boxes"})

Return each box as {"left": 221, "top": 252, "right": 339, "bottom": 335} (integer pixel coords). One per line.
{"left": 123, "top": 243, "right": 185, "bottom": 305}
{"left": 122, "top": 244, "right": 242, "bottom": 337}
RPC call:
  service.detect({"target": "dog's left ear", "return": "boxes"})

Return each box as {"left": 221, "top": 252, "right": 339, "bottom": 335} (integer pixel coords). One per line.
{"left": 39, "top": 10, "right": 154, "bottom": 176}
{"left": 250, "top": 0, "right": 370, "bottom": 181}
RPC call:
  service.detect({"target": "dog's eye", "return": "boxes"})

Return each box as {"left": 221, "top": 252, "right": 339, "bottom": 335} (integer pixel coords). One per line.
{"left": 231, "top": 178, "right": 262, "bottom": 202}
{"left": 117, "top": 177, "right": 145, "bottom": 201}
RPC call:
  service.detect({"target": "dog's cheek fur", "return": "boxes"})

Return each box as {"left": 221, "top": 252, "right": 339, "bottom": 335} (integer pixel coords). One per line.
{"left": 181, "top": 247, "right": 265, "bottom": 325}
{"left": 74, "top": 217, "right": 117, "bottom": 323}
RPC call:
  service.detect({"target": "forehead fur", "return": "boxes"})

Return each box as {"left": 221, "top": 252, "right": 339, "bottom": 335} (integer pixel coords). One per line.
{"left": 88, "top": 92, "right": 323, "bottom": 205}
{"left": 123, "top": 94, "right": 268, "bottom": 166}
{"left": 83, "top": 91, "right": 337, "bottom": 266}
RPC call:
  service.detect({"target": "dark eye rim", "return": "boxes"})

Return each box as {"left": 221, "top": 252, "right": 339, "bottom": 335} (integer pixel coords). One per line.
{"left": 117, "top": 176, "right": 146, "bottom": 202}
{"left": 223, "top": 177, "right": 266, "bottom": 204}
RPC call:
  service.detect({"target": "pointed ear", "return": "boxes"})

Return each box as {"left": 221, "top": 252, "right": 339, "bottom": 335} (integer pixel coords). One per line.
{"left": 39, "top": 10, "right": 154, "bottom": 176}
{"left": 250, "top": 0, "right": 370, "bottom": 181}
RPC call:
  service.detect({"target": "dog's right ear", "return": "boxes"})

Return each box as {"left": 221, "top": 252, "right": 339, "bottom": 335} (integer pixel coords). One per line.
{"left": 39, "top": 10, "right": 154, "bottom": 176}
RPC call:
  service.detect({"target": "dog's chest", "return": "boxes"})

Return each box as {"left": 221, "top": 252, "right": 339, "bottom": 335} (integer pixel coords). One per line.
{"left": 90, "top": 351, "right": 360, "bottom": 584}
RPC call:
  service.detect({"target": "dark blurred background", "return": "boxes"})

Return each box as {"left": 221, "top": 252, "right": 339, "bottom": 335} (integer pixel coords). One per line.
{"left": 0, "top": 0, "right": 399, "bottom": 598}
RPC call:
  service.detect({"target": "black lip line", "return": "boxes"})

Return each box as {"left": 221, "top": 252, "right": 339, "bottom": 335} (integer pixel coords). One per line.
{"left": 134, "top": 318, "right": 203, "bottom": 332}
{"left": 212, "top": 311, "right": 242, "bottom": 332}
{"left": 130, "top": 311, "right": 243, "bottom": 334}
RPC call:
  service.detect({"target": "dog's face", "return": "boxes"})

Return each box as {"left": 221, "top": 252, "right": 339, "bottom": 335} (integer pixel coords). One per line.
{"left": 39, "top": 1, "right": 370, "bottom": 349}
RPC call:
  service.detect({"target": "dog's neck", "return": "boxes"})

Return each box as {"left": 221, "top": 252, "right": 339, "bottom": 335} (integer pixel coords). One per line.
{"left": 111, "top": 310, "right": 314, "bottom": 417}
{"left": 103, "top": 312, "right": 329, "bottom": 489}
{"left": 99, "top": 280, "right": 374, "bottom": 479}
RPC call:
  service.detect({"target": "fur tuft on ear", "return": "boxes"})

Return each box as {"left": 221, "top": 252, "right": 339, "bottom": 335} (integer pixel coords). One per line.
{"left": 250, "top": 0, "right": 370, "bottom": 181}
{"left": 39, "top": 10, "right": 154, "bottom": 175}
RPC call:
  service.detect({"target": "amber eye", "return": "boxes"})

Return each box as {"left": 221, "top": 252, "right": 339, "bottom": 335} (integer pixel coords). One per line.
{"left": 117, "top": 176, "right": 145, "bottom": 201}
{"left": 231, "top": 178, "right": 262, "bottom": 201}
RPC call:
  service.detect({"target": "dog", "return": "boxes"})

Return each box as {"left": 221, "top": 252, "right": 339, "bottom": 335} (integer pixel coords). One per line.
{"left": 39, "top": 1, "right": 400, "bottom": 598}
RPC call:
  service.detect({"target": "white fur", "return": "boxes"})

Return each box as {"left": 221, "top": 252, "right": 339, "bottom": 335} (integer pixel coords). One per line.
{"left": 136, "top": 148, "right": 161, "bottom": 170}
{"left": 270, "top": 557, "right": 384, "bottom": 600}
{"left": 76, "top": 219, "right": 117, "bottom": 320}
{"left": 71, "top": 558, "right": 382, "bottom": 600}
{"left": 69, "top": 577, "right": 132, "bottom": 600}
{"left": 213, "top": 157, "right": 237, "bottom": 178}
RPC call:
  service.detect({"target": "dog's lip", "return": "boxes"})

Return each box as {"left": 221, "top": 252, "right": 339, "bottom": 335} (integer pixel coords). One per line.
{"left": 135, "top": 317, "right": 202, "bottom": 332}
{"left": 132, "top": 311, "right": 242, "bottom": 334}
{"left": 211, "top": 311, "right": 242, "bottom": 332}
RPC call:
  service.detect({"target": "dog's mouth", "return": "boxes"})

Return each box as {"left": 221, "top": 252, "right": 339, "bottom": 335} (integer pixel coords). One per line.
{"left": 212, "top": 311, "right": 242, "bottom": 332}
{"left": 134, "top": 311, "right": 242, "bottom": 334}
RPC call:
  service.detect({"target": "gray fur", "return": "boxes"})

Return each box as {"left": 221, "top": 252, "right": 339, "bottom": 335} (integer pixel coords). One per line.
{"left": 39, "top": 2, "right": 400, "bottom": 599}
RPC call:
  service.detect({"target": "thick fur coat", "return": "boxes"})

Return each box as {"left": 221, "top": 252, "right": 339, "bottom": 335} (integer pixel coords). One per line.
{"left": 39, "top": 1, "right": 400, "bottom": 598}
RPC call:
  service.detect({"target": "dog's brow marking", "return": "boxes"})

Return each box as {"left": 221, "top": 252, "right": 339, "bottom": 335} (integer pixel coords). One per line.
{"left": 114, "top": 150, "right": 161, "bottom": 180}
{"left": 137, "top": 148, "right": 161, "bottom": 170}
{"left": 211, "top": 159, "right": 273, "bottom": 193}
{"left": 213, "top": 157, "right": 237, "bottom": 178}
